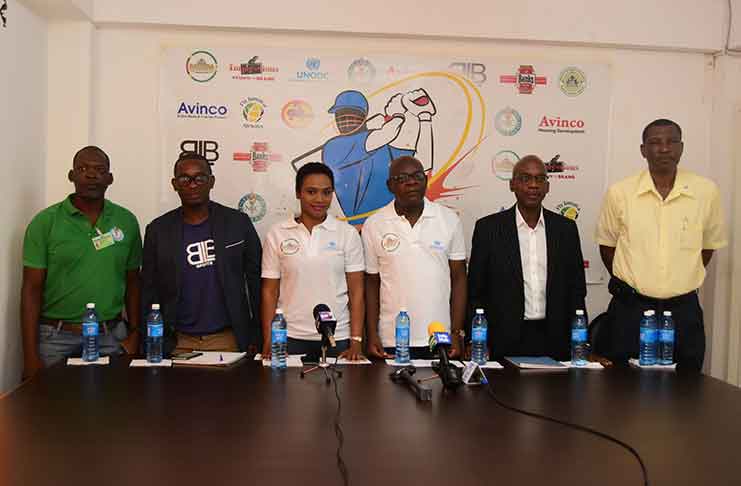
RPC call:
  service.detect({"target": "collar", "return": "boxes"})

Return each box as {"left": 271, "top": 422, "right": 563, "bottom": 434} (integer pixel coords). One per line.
{"left": 62, "top": 194, "right": 110, "bottom": 218}
{"left": 515, "top": 205, "right": 544, "bottom": 230}
{"left": 635, "top": 169, "right": 695, "bottom": 199}
{"left": 280, "top": 215, "right": 338, "bottom": 231}
{"left": 383, "top": 198, "right": 436, "bottom": 220}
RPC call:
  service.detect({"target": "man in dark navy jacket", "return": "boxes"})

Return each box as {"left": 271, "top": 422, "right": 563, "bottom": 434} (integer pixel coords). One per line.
{"left": 467, "top": 155, "right": 586, "bottom": 361}
{"left": 141, "top": 152, "right": 261, "bottom": 356}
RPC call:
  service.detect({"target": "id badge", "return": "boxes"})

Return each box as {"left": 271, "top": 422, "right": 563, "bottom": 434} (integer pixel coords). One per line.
{"left": 92, "top": 232, "right": 115, "bottom": 250}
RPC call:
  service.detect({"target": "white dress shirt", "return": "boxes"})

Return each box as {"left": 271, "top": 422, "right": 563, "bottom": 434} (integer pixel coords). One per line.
{"left": 515, "top": 206, "right": 547, "bottom": 320}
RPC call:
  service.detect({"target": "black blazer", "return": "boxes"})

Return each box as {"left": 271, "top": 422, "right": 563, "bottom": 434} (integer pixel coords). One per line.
{"left": 141, "top": 201, "right": 262, "bottom": 353}
{"left": 467, "top": 205, "right": 587, "bottom": 360}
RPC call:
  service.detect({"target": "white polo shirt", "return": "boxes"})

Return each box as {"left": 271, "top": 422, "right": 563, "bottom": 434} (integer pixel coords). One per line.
{"left": 262, "top": 216, "right": 365, "bottom": 340}
{"left": 362, "top": 199, "right": 467, "bottom": 347}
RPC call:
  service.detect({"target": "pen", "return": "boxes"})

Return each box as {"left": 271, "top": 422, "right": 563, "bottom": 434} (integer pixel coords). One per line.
{"left": 220, "top": 354, "right": 223, "bottom": 362}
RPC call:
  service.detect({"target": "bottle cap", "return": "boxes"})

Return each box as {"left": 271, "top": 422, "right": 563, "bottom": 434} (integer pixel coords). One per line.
{"left": 575, "top": 309, "right": 585, "bottom": 316}
{"left": 400, "top": 307, "right": 407, "bottom": 313}
{"left": 86, "top": 303, "right": 95, "bottom": 309}
{"left": 475, "top": 308, "right": 484, "bottom": 314}
{"left": 275, "top": 308, "right": 284, "bottom": 314}
{"left": 663, "top": 311, "right": 672, "bottom": 316}
{"left": 152, "top": 304, "right": 160, "bottom": 310}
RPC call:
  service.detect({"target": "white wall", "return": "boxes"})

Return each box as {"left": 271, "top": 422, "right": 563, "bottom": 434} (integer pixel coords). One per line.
{"left": 0, "top": 3, "right": 48, "bottom": 393}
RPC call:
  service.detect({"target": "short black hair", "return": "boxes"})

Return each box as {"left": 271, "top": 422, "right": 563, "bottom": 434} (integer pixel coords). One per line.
{"left": 295, "top": 162, "right": 334, "bottom": 193}
{"left": 174, "top": 152, "right": 212, "bottom": 175}
{"left": 73, "top": 146, "right": 110, "bottom": 168}
{"left": 642, "top": 119, "right": 682, "bottom": 143}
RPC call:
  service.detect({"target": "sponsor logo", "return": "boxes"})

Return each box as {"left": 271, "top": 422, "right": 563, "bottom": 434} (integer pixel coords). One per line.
{"left": 241, "top": 97, "right": 266, "bottom": 128}
{"left": 111, "top": 227, "right": 125, "bottom": 242}
{"left": 494, "top": 107, "right": 522, "bottom": 136}
{"left": 381, "top": 233, "right": 401, "bottom": 252}
{"left": 385, "top": 64, "right": 424, "bottom": 80}
{"left": 500, "top": 65, "right": 547, "bottom": 94}
{"left": 555, "top": 201, "right": 581, "bottom": 220}
{"left": 229, "top": 56, "right": 279, "bottom": 81}
{"left": 280, "top": 238, "right": 300, "bottom": 255}
{"left": 347, "top": 58, "right": 376, "bottom": 83}
{"left": 186, "top": 51, "right": 218, "bottom": 82}
{"left": 545, "top": 154, "right": 580, "bottom": 180}
{"left": 449, "top": 62, "right": 487, "bottom": 85}
{"left": 180, "top": 140, "right": 219, "bottom": 166}
{"left": 238, "top": 192, "right": 267, "bottom": 223}
{"left": 292, "top": 57, "right": 329, "bottom": 81}
{"left": 186, "top": 239, "right": 216, "bottom": 268}
{"left": 583, "top": 260, "right": 590, "bottom": 269}
{"left": 177, "top": 102, "right": 228, "bottom": 119}
{"left": 281, "top": 100, "right": 314, "bottom": 128}
{"left": 559, "top": 67, "right": 587, "bottom": 96}
{"left": 233, "top": 142, "right": 283, "bottom": 172}
{"left": 538, "top": 115, "right": 586, "bottom": 134}
{"left": 491, "top": 150, "right": 519, "bottom": 181}
{"left": 1, "top": 0, "right": 7, "bottom": 28}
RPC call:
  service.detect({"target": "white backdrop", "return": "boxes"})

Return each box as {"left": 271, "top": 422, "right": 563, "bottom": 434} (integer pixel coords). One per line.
{"left": 159, "top": 47, "right": 610, "bottom": 283}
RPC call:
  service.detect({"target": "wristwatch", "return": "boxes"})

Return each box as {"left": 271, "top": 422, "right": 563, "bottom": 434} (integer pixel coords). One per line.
{"left": 350, "top": 336, "right": 363, "bottom": 343}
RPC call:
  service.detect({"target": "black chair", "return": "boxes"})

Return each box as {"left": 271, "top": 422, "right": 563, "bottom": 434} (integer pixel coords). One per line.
{"left": 588, "top": 311, "right": 612, "bottom": 357}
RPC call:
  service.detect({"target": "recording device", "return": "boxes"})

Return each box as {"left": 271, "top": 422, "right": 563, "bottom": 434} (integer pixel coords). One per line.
{"left": 428, "top": 322, "right": 463, "bottom": 390}
{"left": 313, "top": 304, "right": 337, "bottom": 348}
{"left": 389, "top": 366, "right": 432, "bottom": 401}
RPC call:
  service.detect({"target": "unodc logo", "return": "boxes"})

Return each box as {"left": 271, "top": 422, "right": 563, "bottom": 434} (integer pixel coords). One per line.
{"left": 306, "top": 58, "right": 321, "bottom": 71}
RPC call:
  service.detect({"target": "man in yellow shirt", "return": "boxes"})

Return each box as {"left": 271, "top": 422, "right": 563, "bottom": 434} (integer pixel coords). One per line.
{"left": 595, "top": 119, "right": 727, "bottom": 371}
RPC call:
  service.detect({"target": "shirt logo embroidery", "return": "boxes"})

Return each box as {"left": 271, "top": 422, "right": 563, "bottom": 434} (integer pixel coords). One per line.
{"left": 280, "top": 238, "right": 300, "bottom": 255}
{"left": 381, "top": 233, "right": 401, "bottom": 252}
{"left": 186, "top": 239, "right": 216, "bottom": 268}
{"left": 111, "top": 227, "right": 125, "bottom": 242}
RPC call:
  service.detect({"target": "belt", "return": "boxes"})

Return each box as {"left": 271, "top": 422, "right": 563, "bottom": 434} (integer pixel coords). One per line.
{"left": 609, "top": 278, "right": 697, "bottom": 306}
{"left": 40, "top": 316, "right": 123, "bottom": 335}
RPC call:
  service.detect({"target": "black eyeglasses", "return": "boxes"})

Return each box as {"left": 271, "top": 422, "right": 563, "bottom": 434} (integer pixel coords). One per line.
{"left": 514, "top": 174, "right": 549, "bottom": 184}
{"left": 389, "top": 171, "right": 426, "bottom": 184}
{"left": 175, "top": 174, "right": 211, "bottom": 186}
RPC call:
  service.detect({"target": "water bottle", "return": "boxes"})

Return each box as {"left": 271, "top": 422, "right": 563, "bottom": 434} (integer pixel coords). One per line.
{"left": 271, "top": 309, "right": 287, "bottom": 369}
{"left": 639, "top": 310, "right": 658, "bottom": 366}
{"left": 81, "top": 303, "right": 100, "bottom": 362}
{"left": 571, "top": 309, "right": 589, "bottom": 366}
{"left": 471, "top": 308, "right": 488, "bottom": 365}
{"left": 395, "top": 308, "right": 411, "bottom": 364}
{"left": 658, "top": 311, "right": 675, "bottom": 365}
{"left": 146, "top": 304, "right": 164, "bottom": 363}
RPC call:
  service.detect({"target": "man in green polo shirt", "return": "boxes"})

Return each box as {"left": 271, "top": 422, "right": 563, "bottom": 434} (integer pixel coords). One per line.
{"left": 20, "top": 146, "right": 142, "bottom": 379}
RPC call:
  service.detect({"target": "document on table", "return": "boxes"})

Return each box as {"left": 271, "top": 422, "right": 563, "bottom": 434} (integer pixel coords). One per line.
{"left": 504, "top": 356, "right": 568, "bottom": 370}
{"left": 254, "top": 354, "right": 305, "bottom": 367}
{"left": 130, "top": 359, "right": 173, "bottom": 367}
{"left": 386, "top": 359, "right": 464, "bottom": 368}
{"left": 560, "top": 361, "right": 604, "bottom": 369}
{"left": 67, "top": 356, "right": 110, "bottom": 366}
{"left": 173, "top": 351, "right": 246, "bottom": 367}
{"left": 629, "top": 359, "right": 676, "bottom": 370}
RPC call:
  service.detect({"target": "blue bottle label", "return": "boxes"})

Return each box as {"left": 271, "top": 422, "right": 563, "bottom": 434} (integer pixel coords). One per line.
{"left": 571, "top": 329, "right": 587, "bottom": 342}
{"left": 396, "top": 327, "right": 409, "bottom": 343}
{"left": 272, "top": 328, "right": 287, "bottom": 344}
{"left": 472, "top": 328, "right": 487, "bottom": 343}
{"left": 640, "top": 329, "right": 657, "bottom": 344}
{"left": 659, "top": 329, "right": 675, "bottom": 343}
{"left": 82, "top": 322, "right": 98, "bottom": 337}
{"left": 148, "top": 323, "right": 163, "bottom": 337}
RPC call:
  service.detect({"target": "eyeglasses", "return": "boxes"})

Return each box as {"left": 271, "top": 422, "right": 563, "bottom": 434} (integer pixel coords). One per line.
{"left": 174, "top": 174, "right": 211, "bottom": 186}
{"left": 389, "top": 171, "right": 426, "bottom": 184}
{"left": 514, "top": 174, "right": 549, "bottom": 184}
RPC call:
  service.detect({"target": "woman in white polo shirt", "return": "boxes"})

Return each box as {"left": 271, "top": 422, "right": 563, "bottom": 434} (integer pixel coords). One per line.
{"left": 260, "top": 163, "right": 366, "bottom": 360}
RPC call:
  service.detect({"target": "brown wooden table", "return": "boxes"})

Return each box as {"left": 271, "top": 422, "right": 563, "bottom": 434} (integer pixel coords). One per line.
{"left": 1, "top": 359, "right": 739, "bottom": 486}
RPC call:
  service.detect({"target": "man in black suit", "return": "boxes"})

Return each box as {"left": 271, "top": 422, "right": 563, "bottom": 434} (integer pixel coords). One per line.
{"left": 141, "top": 152, "right": 262, "bottom": 356}
{"left": 467, "top": 155, "right": 586, "bottom": 360}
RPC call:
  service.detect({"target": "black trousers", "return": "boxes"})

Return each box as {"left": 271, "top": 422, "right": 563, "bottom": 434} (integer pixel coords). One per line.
{"left": 606, "top": 278, "right": 705, "bottom": 372}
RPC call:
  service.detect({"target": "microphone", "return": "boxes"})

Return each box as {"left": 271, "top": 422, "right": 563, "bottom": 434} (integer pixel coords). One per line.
{"left": 389, "top": 366, "right": 432, "bottom": 401}
{"left": 428, "top": 322, "right": 462, "bottom": 390}
{"left": 313, "top": 304, "right": 337, "bottom": 348}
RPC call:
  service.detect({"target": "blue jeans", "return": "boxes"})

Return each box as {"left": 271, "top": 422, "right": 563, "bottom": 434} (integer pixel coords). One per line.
{"left": 38, "top": 320, "right": 128, "bottom": 367}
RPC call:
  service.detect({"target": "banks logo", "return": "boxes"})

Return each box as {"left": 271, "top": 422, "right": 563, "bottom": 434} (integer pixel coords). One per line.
{"left": 177, "top": 102, "right": 228, "bottom": 119}
{"left": 545, "top": 154, "right": 580, "bottom": 180}
{"left": 347, "top": 58, "right": 376, "bottom": 83}
{"left": 500, "top": 65, "right": 547, "bottom": 94}
{"left": 238, "top": 192, "right": 267, "bottom": 223}
{"left": 291, "top": 57, "right": 329, "bottom": 81}
{"left": 180, "top": 140, "right": 219, "bottom": 166}
{"left": 186, "top": 51, "right": 218, "bottom": 82}
{"left": 229, "top": 56, "right": 279, "bottom": 80}
{"left": 241, "top": 98, "right": 266, "bottom": 128}
{"left": 555, "top": 201, "right": 581, "bottom": 220}
{"left": 559, "top": 67, "right": 587, "bottom": 96}
{"left": 233, "top": 142, "right": 283, "bottom": 172}
{"left": 492, "top": 150, "right": 520, "bottom": 181}
{"left": 281, "top": 100, "right": 314, "bottom": 128}
{"left": 538, "top": 115, "right": 586, "bottom": 134}
{"left": 494, "top": 107, "right": 522, "bottom": 136}
{"left": 449, "top": 62, "right": 487, "bottom": 86}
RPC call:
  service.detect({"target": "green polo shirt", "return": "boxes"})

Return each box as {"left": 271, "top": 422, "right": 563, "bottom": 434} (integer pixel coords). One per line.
{"left": 23, "top": 195, "right": 142, "bottom": 322}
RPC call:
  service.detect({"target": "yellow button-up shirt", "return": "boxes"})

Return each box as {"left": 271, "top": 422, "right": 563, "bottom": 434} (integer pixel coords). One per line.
{"left": 595, "top": 169, "right": 727, "bottom": 298}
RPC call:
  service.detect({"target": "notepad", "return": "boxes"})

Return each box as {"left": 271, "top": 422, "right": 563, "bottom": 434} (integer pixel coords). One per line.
{"left": 67, "top": 356, "right": 110, "bottom": 366}
{"left": 173, "top": 351, "right": 246, "bottom": 367}
{"left": 463, "top": 361, "right": 504, "bottom": 369}
{"left": 560, "top": 361, "right": 604, "bottom": 369}
{"left": 129, "top": 359, "right": 173, "bottom": 368}
{"left": 504, "top": 356, "right": 568, "bottom": 370}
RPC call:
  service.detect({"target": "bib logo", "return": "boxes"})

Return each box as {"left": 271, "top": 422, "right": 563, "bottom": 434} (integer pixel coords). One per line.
{"left": 494, "top": 107, "right": 522, "bottom": 136}
{"left": 448, "top": 62, "right": 487, "bottom": 86}
{"left": 186, "top": 51, "right": 218, "bottom": 82}
{"left": 180, "top": 140, "right": 219, "bottom": 166}
{"left": 177, "top": 102, "right": 228, "bottom": 119}
{"left": 241, "top": 98, "right": 266, "bottom": 128}
{"left": 500, "top": 65, "right": 547, "bottom": 94}
{"left": 186, "top": 239, "right": 216, "bottom": 268}
{"left": 281, "top": 100, "right": 314, "bottom": 128}
{"left": 555, "top": 201, "right": 581, "bottom": 220}
{"left": 381, "top": 233, "right": 401, "bottom": 252}
{"left": 238, "top": 192, "right": 267, "bottom": 223}
{"left": 559, "top": 67, "right": 587, "bottom": 96}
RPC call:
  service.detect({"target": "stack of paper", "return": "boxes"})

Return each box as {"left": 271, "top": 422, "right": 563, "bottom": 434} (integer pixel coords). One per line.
{"left": 629, "top": 359, "right": 676, "bottom": 370}
{"left": 129, "top": 359, "right": 173, "bottom": 368}
{"left": 561, "top": 361, "right": 604, "bottom": 369}
{"left": 67, "top": 356, "right": 110, "bottom": 366}
{"left": 504, "top": 356, "right": 568, "bottom": 370}
{"left": 173, "top": 351, "right": 246, "bottom": 367}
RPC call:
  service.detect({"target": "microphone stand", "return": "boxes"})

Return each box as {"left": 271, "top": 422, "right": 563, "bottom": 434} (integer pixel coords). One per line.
{"left": 300, "top": 331, "right": 342, "bottom": 384}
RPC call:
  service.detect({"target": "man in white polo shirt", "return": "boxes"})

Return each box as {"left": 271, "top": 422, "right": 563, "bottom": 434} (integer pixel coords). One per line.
{"left": 363, "top": 156, "right": 467, "bottom": 359}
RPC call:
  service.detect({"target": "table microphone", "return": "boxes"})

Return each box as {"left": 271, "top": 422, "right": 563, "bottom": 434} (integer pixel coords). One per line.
{"left": 313, "top": 304, "right": 337, "bottom": 347}
{"left": 389, "top": 366, "right": 432, "bottom": 401}
{"left": 428, "top": 322, "right": 462, "bottom": 390}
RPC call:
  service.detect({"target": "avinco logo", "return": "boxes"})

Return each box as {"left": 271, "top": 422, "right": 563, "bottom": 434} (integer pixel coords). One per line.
{"left": 538, "top": 116, "right": 586, "bottom": 134}
{"left": 177, "top": 102, "right": 228, "bottom": 119}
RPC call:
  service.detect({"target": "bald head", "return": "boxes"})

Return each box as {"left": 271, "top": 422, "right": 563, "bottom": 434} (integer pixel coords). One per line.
{"left": 73, "top": 145, "right": 110, "bottom": 170}
{"left": 512, "top": 155, "right": 545, "bottom": 178}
